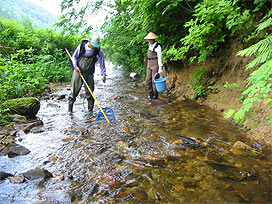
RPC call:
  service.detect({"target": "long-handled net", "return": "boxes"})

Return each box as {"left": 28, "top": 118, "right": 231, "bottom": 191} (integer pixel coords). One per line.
{"left": 95, "top": 82, "right": 116, "bottom": 122}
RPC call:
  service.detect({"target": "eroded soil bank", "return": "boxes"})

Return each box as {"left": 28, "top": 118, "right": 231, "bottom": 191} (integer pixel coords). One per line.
{"left": 165, "top": 39, "right": 272, "bottom": 145}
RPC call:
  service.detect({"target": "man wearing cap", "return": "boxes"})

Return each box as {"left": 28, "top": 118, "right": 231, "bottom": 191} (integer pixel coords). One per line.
{"left": 144, "top": 32, "right": 163, "bottom": 100}
{"left": 68, "top": 34, "right": 106, "bottom": 113}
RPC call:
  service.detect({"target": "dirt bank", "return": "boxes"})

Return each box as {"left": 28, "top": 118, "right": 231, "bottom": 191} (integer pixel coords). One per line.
{"left": 165, "top": 39, "right": 272, "bottom": 145}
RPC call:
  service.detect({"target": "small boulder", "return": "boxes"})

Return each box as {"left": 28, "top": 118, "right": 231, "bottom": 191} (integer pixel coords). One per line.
{"left": 22, "top": 168, "right": 53, "bottom": 181}
{"left": 9, "top": 174, "right": 25, "bottom": 184}
{"left": 0, "top": 171, "right": 13, "bottom": 180}
{"left": 3, "top": 97, "right": 40, "bottom": 117}
{"left": 0, "top": 143, "right": 31, "bottom": 158}
{"left": 230, "top": 141, "right": 252, "bottom": 155}
{"left": 8, "top": 114, "right": 27, "bottom": 123}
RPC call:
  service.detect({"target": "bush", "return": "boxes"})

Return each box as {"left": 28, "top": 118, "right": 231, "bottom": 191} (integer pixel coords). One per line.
{"left": 0, "top": 18, "right": 80, "bottom": 123}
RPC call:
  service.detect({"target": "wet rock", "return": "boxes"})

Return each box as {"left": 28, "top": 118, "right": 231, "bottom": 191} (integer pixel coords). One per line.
{"left": 0, "top": 128, "right": 9, "bottom": 136}
{"left": 3, "top": 97, "right": 40, "bottom": 117}
{"left": 2, "top": 137, "right": 14, "bottom": 145}
{"left": 8, "top": 114, "right": 27, "bottom": 123}
{"left": 16, "top": 130, "right": 26, "bottom": 137}
{"left": 179, "top": 125, "right": 210, "bottom": 139}
{"left": 22, "top": 168, "right": 53, "bottom": 181}
{"left": 206, "top": 151, "right": 223, "bottom": 161}
{"left": 0, "top": 143, "right": 31, "bottom": 158}
{"left": 0, "top": 171, "right": 13, "bottom": 180}
{"left": 115, "top": 187, "right": 132, "bottom": 200}
{"left": 42, "top": 94, "right": 51, "bottom": 100}
{"left": 9, "top": 174, "right": 25, "bottom": 184}
{"left": 139, "top": 155, "right": 168, "bottom": 168}
{"left": 208, "top": 162, "right": 237, "bottom": 172}
{"left": 132, "top": 187, "right": 148, "bottom": 201}
{"left": 173, "top": 134, "right": 205, "bottom": 149}
{"left": 100, "top": 172, "right": 122, "bottom": 190}
{"left": 183, "top": 181, "right": 197, "bottom": 189}
{"left": 47, "top": 103, "right": 61, "bottom": 108}
{"left": 173, "top": 183, "right": 185, "bottom": 192}
{"left": 230, "top": 141, "right": 252, "bottom": 155}
{"left": 235, "top": 188, "right": 251, "bottom": 202}
{"left": 208, "top": 162, "right": 256, "bottom": 181}
{"left": 57, "top": 94, "right": 65, "bottom": 100}
{"left": 0, "top": 144, "right": 5, "bottom": 152}
{"left": 30, "top": 126, "right": 45, "bottom": 133}
{"left": 23, "top": 119, "right": 44, "bottom": 133}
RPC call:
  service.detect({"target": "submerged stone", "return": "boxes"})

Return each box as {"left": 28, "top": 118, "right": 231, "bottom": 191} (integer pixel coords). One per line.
{"left": 174, "top": 134, "right": 205, "bottom": 149}
{"left": 230, "top": 141, "right": 252, "bottom": 156}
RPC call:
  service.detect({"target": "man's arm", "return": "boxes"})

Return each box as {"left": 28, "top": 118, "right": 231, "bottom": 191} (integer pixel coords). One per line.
{"left": 72, "top": 45, "right": 80, "bottom": 67}
{"left": 72, "top": 45, "right": 81, "bottom": 73}
{"left": 156, "top": 45, "right": 163, "bottom": 73}
{"left": 97, "top": 50, "right": 106, "bottom": 83}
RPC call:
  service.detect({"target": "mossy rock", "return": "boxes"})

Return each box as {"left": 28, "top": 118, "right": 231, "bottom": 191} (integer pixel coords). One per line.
{"left": 3, "top": 97, "right": 40, "bottom": 117}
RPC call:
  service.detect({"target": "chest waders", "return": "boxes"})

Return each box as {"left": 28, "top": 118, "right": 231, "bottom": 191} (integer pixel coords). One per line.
{"left": 146, "top": 48, "right": 159, "bottom": 99}
{"left": 68, "top": 51, "right": 98, "bottom": 113}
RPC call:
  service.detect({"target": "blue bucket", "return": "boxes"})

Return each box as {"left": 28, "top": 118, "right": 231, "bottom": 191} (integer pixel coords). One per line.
{"left": 154, "top": 73, "right": 166, "bottom": 92}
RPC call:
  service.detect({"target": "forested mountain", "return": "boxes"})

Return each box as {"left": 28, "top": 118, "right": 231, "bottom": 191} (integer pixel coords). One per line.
{"left": 0, "top": 0, "right": 58, "bottom": 29}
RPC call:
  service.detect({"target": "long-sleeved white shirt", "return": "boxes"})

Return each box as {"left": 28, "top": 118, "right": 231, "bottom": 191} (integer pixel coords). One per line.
{"left": 148, "top": 42, "right": 163, "bottom": 68}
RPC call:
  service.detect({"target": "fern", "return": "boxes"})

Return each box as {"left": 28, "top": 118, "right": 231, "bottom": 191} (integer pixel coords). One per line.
{"left": 257, "top": 18, "right": 272, "bottom": 32}
{"left": 228, "top": 16, "right": 272, "bottom": 124}
{"left": 237, "top": 35, "right": 272, "bottom": 61}
{"left": 189, "top": 68, "right": 209, "bottom": 97}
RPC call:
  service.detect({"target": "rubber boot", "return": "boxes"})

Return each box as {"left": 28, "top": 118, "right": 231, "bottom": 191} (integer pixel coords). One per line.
{"left": 153, "top": 92, "right": 158, "bottom": 100}
{"left": 68, "top": 101, "right": 74, "bottom": 113}
{"left": 148, "top": 91, "right": 154, "bottom": 100}
{"left": 87, "top": 100, "right": 94, "bottom": 115}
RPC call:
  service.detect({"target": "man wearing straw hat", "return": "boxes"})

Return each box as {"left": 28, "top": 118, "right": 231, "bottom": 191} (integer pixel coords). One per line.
{"left": 68, "top": 34, "right": 106, "bottom": 114}
{"left": 144, "top": 32, "right": 163, "bottom": 100}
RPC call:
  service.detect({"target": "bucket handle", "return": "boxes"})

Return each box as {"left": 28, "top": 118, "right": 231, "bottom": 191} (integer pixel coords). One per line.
{"left": 154, "top": 72, "right": 166, "bottom": 80}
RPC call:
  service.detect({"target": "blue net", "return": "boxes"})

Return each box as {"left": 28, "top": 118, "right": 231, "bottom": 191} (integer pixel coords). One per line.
{"left": 96, "top": 107, "right": 116, "bottom": 122}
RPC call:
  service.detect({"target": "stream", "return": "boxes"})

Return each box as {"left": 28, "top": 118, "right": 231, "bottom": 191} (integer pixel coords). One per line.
{"left": 0, "top": 62, "right": 271, "bottom": 204}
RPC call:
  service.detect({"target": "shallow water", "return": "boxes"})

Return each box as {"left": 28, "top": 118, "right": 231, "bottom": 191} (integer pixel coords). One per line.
{"left": 0, "top": 62, "right": 271, "bottom": 204}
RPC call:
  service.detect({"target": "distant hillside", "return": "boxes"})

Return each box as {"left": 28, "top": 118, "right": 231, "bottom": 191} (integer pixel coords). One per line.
{"left": 0, "top": 0, "right": 58, "bottom": 29}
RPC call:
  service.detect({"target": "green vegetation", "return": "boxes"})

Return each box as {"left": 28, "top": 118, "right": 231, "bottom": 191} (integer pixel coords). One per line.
{"left": 1, "top": 0, "right": 271, "bottom": 127}
{"left": 225, "top": 15, "right": 272, "bottom": 124}
{"left": 0, "top": 18, "right": 80, "bottom": 123}
{"left": 189, "top": 68, "right": 210, "bottom": 97}
{"left": 166, "top": 0, "right": 255, "bottom": 63}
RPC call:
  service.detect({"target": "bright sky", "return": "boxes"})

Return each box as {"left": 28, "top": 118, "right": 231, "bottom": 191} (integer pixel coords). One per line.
{"left": 27, "top": 0, "right": 62, "bottom": 16}
{"left": 27, "top": 0, "right": 108, "bottom": 31}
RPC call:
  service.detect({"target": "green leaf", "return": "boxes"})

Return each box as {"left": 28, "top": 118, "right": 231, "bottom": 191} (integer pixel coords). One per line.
{"left": 224, "top": 109, "right": 235, "bottom": 118}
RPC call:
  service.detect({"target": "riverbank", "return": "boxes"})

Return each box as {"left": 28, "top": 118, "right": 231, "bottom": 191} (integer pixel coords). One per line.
{"left": 165, "top": 39, "right": 272, "bottom": 145}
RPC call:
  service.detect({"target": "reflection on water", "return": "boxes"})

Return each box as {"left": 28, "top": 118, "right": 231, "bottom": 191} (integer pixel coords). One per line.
{"left": 0, "top": 62, "right": 271, "bottom": 203}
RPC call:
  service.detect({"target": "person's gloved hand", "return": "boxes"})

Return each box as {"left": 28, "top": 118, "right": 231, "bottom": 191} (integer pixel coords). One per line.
{"left": 158, "top": 66, "right": 163, "bottom": 74}
{"left": 74, "top": 66, "right": 81, "bottom": 74}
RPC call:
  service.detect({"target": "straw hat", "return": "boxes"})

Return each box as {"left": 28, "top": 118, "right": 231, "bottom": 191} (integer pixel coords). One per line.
{"left": 144, "top": 32, "right": 158, "bottom": 40}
